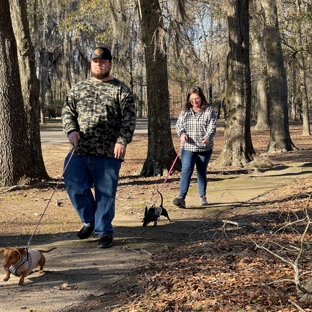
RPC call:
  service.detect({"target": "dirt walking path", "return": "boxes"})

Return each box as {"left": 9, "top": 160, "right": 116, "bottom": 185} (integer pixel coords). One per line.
{"left": 1, "top": 120, "right": 312, "bottom": 311}
{"left": 1, "top": 160, "right": 311, "bottom": 312}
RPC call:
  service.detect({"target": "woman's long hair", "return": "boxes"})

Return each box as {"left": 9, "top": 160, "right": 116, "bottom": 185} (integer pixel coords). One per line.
{"left": 183, "top": 86, "right": 209, "bottom": 112}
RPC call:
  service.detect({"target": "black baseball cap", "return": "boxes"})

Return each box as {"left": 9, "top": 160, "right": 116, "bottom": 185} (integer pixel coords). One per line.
{"left": 91, "top": 47, "right": 112, "bottom": 61}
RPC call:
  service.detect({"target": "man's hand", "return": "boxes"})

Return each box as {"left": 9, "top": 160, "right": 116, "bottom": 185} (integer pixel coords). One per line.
{"left": 114, "top": 143, "right": 126, "bottom": 160}
{"left": 67, "top": 131, "right": 80, "bottom": 147}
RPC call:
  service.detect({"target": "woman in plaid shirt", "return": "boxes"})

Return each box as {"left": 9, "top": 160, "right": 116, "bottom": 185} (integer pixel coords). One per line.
{"left": 173, "top": 86, "right": 216, "bottom": 208}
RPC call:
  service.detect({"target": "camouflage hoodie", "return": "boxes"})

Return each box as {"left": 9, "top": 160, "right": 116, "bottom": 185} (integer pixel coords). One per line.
{"left": 62, "top": 77, "right": 136, "bottom": 158}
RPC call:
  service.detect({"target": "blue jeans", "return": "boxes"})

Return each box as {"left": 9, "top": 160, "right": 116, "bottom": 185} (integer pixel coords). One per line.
{"left": 179, "top": 149, "right": 212, "bottom": 198}
{"left": 63, "top": 153, "right": 121, "bottom": 236}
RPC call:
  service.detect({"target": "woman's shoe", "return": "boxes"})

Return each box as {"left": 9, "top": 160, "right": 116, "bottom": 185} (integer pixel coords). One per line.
{"left": 173, "top": 197, "right": 186, "bottom": 208}
{"left": 200, "top": 196, "right": 208, "bottom": 206}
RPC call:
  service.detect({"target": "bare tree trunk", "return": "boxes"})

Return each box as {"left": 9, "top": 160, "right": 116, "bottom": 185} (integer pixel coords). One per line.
{"left": 9, "top": 0, "right": 49, "bottom": 180}
{"left": 37, "top": 0, "right": 55, "bottom": 124}
{"left": 251, "top": 11, "right": 269, "bottom": 130}
{"left": 138, "top": 0, "right": 181, "bottom": 176}
{"left": 39, "top": 50, "right": 49, "bottom": 123}
{"left": 289, "top": 63, "right": 297, "bottom": 121}
{"left": 216, "top": 0, "right": 255, "bottom": 167}
{"left": 63, "top": 37, "right": 73, "bottom": 92}
{"left": 296, "top": 0, "right": 310, "bottom": 136}
{"left": 255, "top": 76, "right": 269, "bottom": 130}
{"left": 0, "top": 0, "right": 32, "bottom": 186}
{"left": 262, "top": 0, "right": 295, "bottom": 152}
{"left": 300, "top": 65, "right": 310, "bottom": 135}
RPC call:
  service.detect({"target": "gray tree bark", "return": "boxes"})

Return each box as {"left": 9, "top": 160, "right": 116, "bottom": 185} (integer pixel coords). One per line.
{"left": 0, "top": 0, "right": 32, "bottom": 186}
{"left": 261, "top": 0, "right": 295, "bottom": 152}
{"left": 296, "top": 0, "right": 310, "bottom": 136}
{"left": 9, "top": 0, "right": 49, "bottom": 180}
{"left": 138, "top": 0, "right": 181, "bottom": 176}
{"left": 251, "top": 9, "right": 269, "bottom": 130}
{"left": 216, "top": 0, "right": 255, "bottom": 167}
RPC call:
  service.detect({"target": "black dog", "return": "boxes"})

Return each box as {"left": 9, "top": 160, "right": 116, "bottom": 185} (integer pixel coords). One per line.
{"left": 143, "top": 191, "right": 171, "bottom": 227}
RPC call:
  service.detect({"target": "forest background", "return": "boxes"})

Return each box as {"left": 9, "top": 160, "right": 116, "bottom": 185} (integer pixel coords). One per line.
{"left": 1, "top": 1, "right": 312, "bottom": 310}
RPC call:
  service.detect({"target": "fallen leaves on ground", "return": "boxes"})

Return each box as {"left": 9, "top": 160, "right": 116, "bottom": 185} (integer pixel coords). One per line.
{"left": 2, "top": 121, "right": 312, "bottom": 312}
{"left": 110, "top": 179, "right": 312, "bottom": 312}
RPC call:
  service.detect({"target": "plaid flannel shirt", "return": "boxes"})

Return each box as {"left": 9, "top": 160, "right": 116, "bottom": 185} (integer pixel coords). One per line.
{"left": 176, "top": 105, "right": 216, "bottom": 152}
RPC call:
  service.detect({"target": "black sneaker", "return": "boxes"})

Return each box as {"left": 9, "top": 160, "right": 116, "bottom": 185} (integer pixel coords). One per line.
{"left": 77, "top": 225, "right": 94, "bottom": 239}
{"left": 98, "top": 234, "right": 113, "bottom": 248}
{"left": 173, "top": 197, "right": 186, "bottom": 208}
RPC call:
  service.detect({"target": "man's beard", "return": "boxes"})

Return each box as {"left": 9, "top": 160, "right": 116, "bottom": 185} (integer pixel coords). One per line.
{"left": 91, "top": 70, "right": 110, "bottom": 80}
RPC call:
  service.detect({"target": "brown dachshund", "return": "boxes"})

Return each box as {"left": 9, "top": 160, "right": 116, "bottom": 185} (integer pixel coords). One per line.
{"left": 0, "top": 247, "right": 56, "bottom": 286}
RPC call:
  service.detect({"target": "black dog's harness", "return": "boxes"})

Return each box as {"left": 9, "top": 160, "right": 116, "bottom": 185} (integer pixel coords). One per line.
{"left": 146, "top": 206, "right": 163, "bottom": 222}
{"left": 152, "top": 207, "right": 162, "bottom": 218}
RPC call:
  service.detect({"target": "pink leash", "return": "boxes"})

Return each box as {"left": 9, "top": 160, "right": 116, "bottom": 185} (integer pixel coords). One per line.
{"left": 26, "top": 146, "right": 76, "bottom": 249}
{"left": 152, "top": 142, "right": 185, "bottom": 206}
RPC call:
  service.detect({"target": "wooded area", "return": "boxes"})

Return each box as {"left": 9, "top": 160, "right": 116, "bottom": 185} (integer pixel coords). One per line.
{"left": 1, "top": 1, "right": 312, "bottom": 309}
{"left": 0, "top": 0, "right": 311, "bottom": 185}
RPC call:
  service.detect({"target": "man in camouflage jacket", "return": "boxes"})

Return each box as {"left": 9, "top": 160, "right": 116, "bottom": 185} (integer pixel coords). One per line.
{"left": 62, "top": 47, "right": 136, "bottom": 248}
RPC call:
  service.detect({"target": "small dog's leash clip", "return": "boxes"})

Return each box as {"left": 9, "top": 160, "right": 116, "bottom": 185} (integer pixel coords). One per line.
{"left": 24, "top": 241, "right": 30, "bottom": 251}
{"left": 23, "top": 246, "right": 29, "bottom": 261}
